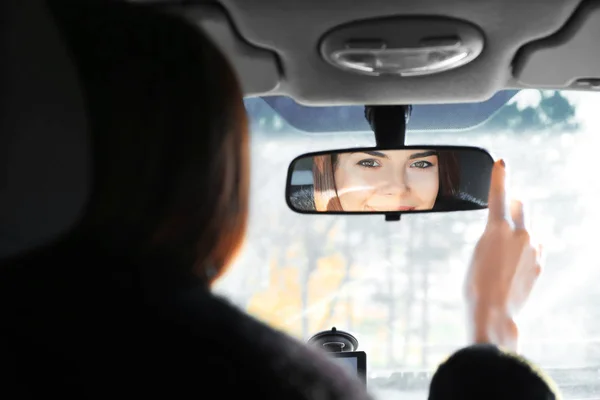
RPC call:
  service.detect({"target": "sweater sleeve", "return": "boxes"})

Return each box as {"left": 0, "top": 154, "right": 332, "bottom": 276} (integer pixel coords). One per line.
{"left": 428, "top": 344, "right": 561, "bottom": 400}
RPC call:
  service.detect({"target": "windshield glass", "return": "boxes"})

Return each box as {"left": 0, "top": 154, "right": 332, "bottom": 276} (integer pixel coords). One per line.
{"left": 215, "top": 90, "right": 600, "bottom": 399}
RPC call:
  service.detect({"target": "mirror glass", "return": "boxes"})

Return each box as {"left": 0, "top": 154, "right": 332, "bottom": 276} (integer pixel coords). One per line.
{"left": 286, "top": 146, "right": 493, "bottom": 214}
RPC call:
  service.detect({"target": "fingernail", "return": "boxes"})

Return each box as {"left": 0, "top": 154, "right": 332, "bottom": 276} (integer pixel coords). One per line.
{"left": 499, "top": 159, "right": 505, "bottom": 168}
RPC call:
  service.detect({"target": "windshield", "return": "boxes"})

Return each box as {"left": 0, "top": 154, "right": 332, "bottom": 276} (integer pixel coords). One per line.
{"left": 215, "top": 90, "right": 600, "bottom": 399}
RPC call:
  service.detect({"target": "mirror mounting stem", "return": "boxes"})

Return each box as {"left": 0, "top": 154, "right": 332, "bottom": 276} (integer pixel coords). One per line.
{"left": 364, "top": 105, "right": 412, "bottom": 147}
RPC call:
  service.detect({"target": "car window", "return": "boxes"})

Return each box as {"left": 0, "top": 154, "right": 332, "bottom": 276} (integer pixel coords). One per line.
{"left": 215, "top": 90, "right": 600, "bottom": 399}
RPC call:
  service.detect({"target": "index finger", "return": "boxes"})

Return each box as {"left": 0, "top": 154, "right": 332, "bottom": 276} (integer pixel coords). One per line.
{"left": 487, "top": 159, "right": 507, "bottom": 223}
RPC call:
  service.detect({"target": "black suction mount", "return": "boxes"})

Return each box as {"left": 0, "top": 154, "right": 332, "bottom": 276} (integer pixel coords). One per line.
{"left": 364, "top": 104, "right": 413, "bottom": 222}
{"left": 307, "top": 327, "right": 359, "bottom": 353}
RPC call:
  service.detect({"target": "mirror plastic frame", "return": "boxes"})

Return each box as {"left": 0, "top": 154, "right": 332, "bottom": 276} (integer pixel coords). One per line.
{"left": 285, "top": 145, "right": 494, "bottom": 216}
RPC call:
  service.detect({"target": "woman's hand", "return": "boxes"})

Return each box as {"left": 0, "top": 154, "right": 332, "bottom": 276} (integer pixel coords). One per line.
{"left": 465, "top": 160, "right": 542, "bottom": 353}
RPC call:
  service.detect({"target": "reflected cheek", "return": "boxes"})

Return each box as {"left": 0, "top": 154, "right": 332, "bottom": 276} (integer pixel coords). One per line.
{"left": 338, "top": 188, "right": 373, "bottom": 209}
{"left": 335, "top": 169, "right": 375, "bottom": 208}
{"left": 407, "top": 172, "right": 439, "bottom": 203}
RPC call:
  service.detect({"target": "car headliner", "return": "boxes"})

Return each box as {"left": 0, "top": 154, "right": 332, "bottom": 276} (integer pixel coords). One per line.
{"left": 158, "top": 0, "right": 600, "bottom": 105}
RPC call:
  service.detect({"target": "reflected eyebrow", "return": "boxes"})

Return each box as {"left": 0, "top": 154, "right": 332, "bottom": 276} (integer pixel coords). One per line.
{"left": 352, "top": 151, "right": 389, "bottom": 158}
{"left": 409, "top": 150, "right": 437, "bottom": 159}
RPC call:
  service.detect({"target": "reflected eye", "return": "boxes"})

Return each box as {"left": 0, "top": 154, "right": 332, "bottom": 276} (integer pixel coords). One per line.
{"left": 410, "top": 160, "right": 434, "bottom": 169}
{"left": 357, "top": 159, "right": 381, "bottom": 168}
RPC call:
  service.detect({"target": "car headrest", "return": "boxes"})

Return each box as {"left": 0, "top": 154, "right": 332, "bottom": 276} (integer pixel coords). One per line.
{"left": 2, "top": 1, "right": 226, "bottom": 260}
{"left": 1, "top": 0, "right": 90, "bottom": 258}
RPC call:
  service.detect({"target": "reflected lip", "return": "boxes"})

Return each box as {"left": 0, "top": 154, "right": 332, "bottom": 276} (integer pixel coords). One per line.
{"left": 365, "top": 205, "right": 416, "bottom": 212}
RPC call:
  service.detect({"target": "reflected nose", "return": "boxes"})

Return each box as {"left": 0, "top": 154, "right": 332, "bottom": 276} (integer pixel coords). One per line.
{"left": 380, "top": 170, "right": 408, "bottom": 196}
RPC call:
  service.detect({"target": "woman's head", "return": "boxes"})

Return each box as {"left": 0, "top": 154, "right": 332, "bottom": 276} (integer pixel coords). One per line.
{"left": 313, "top": 150, "right": 459, "bottom": 212}
{"left": 70, "top": 6, "right": 249, "bottom": 284}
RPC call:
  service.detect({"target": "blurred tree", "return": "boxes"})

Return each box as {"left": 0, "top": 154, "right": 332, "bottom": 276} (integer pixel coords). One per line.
{"left": 540, "top": 91, "right": 576, "bottom": 125}
{"left": 246, "top": 217, "right": 342, "bottom": 338}
{"left": 299, "top": 218, "right": 337, "bottom": 338}
{"left": 319, "top": 219, "right": 360, "bottom": 330}
{"left": 247, "top": 260, "right": 302, "bottom": 332}
{"left": 484, "top": 90, "right": 578, "bottom": 133}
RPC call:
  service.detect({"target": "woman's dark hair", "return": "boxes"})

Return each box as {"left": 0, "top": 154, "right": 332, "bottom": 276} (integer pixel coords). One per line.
{"left": 59, "top": 3, "right": 249, "bottom": 284}
{"left": 312, "top": 151, "right": 460, "bottom": 211}
{"left": 437, "top": 150, "right": 461, "bottom": 199}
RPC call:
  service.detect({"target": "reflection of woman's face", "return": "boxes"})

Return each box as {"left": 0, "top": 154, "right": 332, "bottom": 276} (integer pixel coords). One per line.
{"left": 333, "top": 150, "right": 440, "bottom": 211}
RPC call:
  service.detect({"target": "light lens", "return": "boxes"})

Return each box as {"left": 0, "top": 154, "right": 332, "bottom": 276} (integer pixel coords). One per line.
{"left": 331, "top": 47, "right": 471, "bottom": 77}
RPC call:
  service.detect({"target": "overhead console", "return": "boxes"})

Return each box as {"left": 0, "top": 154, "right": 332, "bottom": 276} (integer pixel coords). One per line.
{"left": 319, "top": 17, "right": 485, "bottom": 78}
{"left": 165, "top": 0, "right": 583, "bottom": 103}
{"left": 514, "top": 1, "right": 600, "bottom": 89}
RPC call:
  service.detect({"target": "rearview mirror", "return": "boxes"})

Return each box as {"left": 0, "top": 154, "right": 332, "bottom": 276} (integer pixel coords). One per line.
{"left": 286, "top": 146, "right": 493, "bottom": 215}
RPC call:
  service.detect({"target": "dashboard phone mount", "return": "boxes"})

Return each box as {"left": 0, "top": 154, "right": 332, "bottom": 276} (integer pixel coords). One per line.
{"left": 307, "top": 327, "right": 359, "bottom": 353}
{"left": 308, "top": 327, "right": 368, "bottom": 384}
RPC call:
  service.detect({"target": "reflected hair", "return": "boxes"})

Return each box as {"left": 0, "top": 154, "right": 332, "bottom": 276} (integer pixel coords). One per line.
{"left": 312, "top": 151, "right": 460, "bottom": 211}
{"left": 313, "top": 154, "right": 343, "bottom": 211}
{"left": 437, "top": 151, "right": 461, "bottom": 198}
